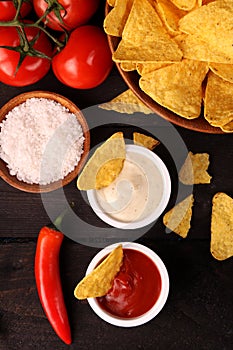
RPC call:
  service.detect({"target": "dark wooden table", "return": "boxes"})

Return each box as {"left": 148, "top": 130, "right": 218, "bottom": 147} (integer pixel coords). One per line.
{"left": 1, "top": 8, "right": 233, "bottom": 350}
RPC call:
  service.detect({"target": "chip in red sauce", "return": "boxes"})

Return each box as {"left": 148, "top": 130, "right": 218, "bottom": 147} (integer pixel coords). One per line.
{"left": 96, "top": 248, "right": 162, "bottom": 318}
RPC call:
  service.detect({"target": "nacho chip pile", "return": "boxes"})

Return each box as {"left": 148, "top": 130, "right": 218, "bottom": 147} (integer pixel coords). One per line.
{"left": 105, "top": 0, "right": 233, "bottom": 132}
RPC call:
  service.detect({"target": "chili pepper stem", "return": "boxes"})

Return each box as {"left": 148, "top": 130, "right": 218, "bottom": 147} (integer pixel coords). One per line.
{"left": 50, "top": 202, "right": 75, "bottom": 232}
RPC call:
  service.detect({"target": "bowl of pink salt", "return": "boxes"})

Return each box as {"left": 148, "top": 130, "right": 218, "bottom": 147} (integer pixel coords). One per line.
{"left": 0, "top": 91, "right": 90, "bottom": 193}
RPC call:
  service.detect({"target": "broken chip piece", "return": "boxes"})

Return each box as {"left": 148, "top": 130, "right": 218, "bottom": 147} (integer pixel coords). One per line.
{"left": 99, "top": 89, "right": 153, "bottom": 114}
{"left": 163, "top": 194, "right": 194, "bottom": 238}
{"left": 133, "top": 132, "right": 160, "bottom": 150}
{"left": 179, "top": 151, "right": 212, "bottom": 185}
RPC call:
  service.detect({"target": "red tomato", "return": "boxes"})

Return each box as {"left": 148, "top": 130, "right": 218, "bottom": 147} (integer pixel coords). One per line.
{"left": 0, "top": 25, "right": 52, "bottom": 87}
{"left": 0, "top": 0, "right": 32, "bottom": 21}
{"left": 33, "top": 0, "right": 100, "bottom": 31}
{"left": 52, "top": 25, "right": 113, "bottom": 89}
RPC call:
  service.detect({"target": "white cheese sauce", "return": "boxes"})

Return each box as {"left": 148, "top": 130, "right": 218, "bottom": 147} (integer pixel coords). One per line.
{"left": 96, "top": 151, "right": 163, "bottom": 223}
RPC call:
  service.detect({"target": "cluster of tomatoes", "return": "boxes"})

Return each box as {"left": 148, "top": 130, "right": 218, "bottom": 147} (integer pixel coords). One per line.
{"left": 0, "top": 0, "right": 113, "bottom": 88}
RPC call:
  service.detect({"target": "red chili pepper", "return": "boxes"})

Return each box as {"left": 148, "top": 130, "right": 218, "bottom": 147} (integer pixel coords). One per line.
{"left": 35, "top": 226, "right": 71, "bottom": 345}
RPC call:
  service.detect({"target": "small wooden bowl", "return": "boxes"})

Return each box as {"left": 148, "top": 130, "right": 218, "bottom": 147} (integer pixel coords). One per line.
{"left": 105, "top": 3, "right": 224, "bottom": 134}
{"left": 0, "top": 91, "right": 90, "bottom": 193}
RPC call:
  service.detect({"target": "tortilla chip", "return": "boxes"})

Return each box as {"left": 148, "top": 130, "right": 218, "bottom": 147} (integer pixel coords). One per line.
{"left": 179, "top": 1, "right": 233, "bottom": 62}
{"left": 163, "top": 194, "right": 194, "bottom": 238}
{"left": 96, "top": 158, "right": 125, "bottom": 189}
{"left": 137, "top": 62, "right": 172, "bottom": 76}
{"left": 210, "top": 193, "right": 233, "bottom": 261}
{"left": 120, "top": 61, "right": 137, "bottom": 71}
{"left": 139, "top": 59, "right": 209, "bottom": 119}
{"left": 155, "top": 0, "right": 187, "bottom": 36}
{"left": 74, "top": 245, "right": 123, "bottom": 299}
{"left": 179, "top": 152, "right": 212, "bottom": 185}
{"left": 220, "top": 120, "right": 233, "bottom": 133}
{"left": 107, "top": 0, "right": 116, "bottom": 6}
{"left": 202, "top": 0, "right": 215, "bottom": 4}
{"left": 174, "top": 33, "right": 233, "bottom": 64}
{"left": 170, "top": 0, "right": 196, "bottom": 11}
{"left": 209, "top": 63, "right": 233, "bottom": 84}
{"left": 77, "top": 132, "right": 125, "bottom": 190}
{"left": 133, "top": 132, "right": 160, "bottom": 150}
{"left": 99, "top": 89, "right": 153, "bottom": 114}
{"left": 204, "top": 72, "right": 233, "bottom": 127}
{"left": 113, "top": 0, "right": 183, "bottom": 63}
{"left": 104, "top": 0, "right": 133, "bottom": 37}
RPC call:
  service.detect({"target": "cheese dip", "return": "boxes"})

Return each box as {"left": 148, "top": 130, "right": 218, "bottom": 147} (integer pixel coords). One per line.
{"left": 96, "top": 151, "right": 164, "bottom": 223}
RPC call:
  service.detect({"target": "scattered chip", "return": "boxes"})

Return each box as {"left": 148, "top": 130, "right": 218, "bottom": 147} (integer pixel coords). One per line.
{"left": 77, "top": 132, "right": 125, "bottom": 190}
{"left": 179, "top": 151, "right": 212, "bottom": 185}
{"left": 74, "top": 245, "right": 123, "bottom": 299}
{"left": 210, "top": 193, "right": 233, "bottom": 261}
{"left": 113, "top": 0, "right": 183, "bottom": 63}
{"left": 133, "top": 132, "right": 160, "bottom": 150}
{"left": 163, "top": 194, "right": 194, "bottom": 238}
{"left": 139, "top": 59, "right": 209, "bottom": 119}
{"left": 204, "top": 72, "right": 233, "bottom": 127}
{"left": 99, "top": 89, "right": 153, "bottom": 114}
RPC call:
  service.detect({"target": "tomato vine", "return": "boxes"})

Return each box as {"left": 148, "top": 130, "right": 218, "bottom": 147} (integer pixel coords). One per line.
{"left": 0, "top": 0, "right": 67, "bottom": 71}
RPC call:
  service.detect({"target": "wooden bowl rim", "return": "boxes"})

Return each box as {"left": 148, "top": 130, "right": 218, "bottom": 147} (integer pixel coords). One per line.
{"left": 0, "top": 90, "right": 90, "bottom": 193}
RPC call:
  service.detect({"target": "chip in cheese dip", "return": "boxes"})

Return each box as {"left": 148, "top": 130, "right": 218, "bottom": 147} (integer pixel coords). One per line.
{"left": 96, "top": 151, "right": 164, "bottom": 223}
{"left": 87, "top": 145, "right": 171, "bottom": 229}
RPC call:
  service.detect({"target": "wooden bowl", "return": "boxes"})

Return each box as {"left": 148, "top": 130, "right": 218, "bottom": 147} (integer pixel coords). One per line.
{"left": 105, "top": 3, "right": 224, "bottom": 134}
{"left": 0, "top": 91, "right": 90, "bottom": 193}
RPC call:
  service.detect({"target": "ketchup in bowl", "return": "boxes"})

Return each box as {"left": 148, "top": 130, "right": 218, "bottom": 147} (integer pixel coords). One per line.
{"left": 86, "top": 242, "right": 169, "bottom": 327}
{"left": 97, "top": 249, "right": 161, "bottom": 318}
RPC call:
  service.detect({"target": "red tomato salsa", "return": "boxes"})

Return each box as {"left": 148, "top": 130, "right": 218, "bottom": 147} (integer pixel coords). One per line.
{"left": 97, "top": 249, "right": 162, "bottom": 318}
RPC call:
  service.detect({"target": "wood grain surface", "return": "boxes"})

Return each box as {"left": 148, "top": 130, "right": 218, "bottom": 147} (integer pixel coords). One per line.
{"left": 0, "top": 3, "right": 233, "bottom": 349}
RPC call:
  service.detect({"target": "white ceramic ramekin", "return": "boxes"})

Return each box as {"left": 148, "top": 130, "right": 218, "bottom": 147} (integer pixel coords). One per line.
{"left": 86, "top": 242, "right": 169, "bottom": 327}
{"left": 87, "top": 145, "right": 171, "bottom": 229}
